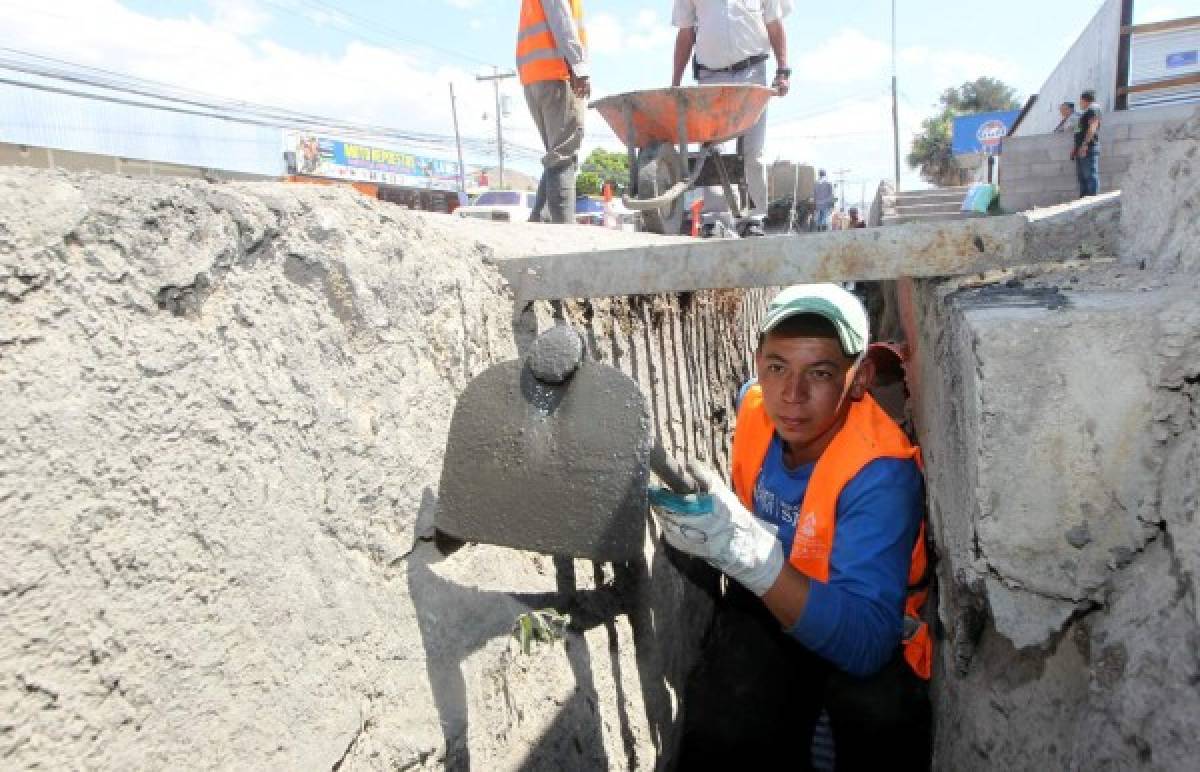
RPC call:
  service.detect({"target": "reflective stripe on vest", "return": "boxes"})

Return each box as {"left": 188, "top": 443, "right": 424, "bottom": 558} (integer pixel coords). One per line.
{"left": 731, "top": 386, "right": 933, "bottom": 680}
{"left": 516, "top": 0, "right": 587, "bottom": 85}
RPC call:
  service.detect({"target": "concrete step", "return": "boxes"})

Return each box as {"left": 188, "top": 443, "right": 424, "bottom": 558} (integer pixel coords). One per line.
{"left": 887, "top": 188, "right": 970, "bottom": 206}
{"left": 881, "top": 210, "right": 987, "bottom": 226}
{"left": 891, "top": 201, "right": 968, "bottom": 214}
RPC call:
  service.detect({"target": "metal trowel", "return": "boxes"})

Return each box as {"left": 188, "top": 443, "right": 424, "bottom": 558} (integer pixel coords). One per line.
{"left": 436, "top": 325, "right": 697, "bottom": 562}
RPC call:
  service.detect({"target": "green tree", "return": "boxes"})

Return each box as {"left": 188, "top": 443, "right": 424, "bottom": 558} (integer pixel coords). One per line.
{"left": 577, "top": 148, "right": 629, "bottom": 197}
{"left": 576, "top": 171, "right": 602, "bottom": 196}
{"left": 907, "top": 77, "right": 1021, "bottom": 187}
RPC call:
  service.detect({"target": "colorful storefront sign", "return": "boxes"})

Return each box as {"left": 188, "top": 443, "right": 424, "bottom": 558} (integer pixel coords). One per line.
{"left": 951, "top": 110, "right": 1021, "bottom": 156}
{"left": 285, "top": 131, "right": 461, "bottom": 190}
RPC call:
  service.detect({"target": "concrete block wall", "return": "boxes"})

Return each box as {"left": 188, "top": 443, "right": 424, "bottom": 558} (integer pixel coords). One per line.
{"left": 1000, "top": 103, "right": 1197, "bottom": 211}
{"left": 1013, "top": 0, "right": 1121, "bottom": 136}
{"left": 911, "top": 276, "right": 1200, "bottom": 770}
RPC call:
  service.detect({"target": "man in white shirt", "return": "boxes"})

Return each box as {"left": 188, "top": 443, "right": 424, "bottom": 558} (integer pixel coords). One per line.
{"left": 671, "top": 0, "right": 792, "bottom": 237}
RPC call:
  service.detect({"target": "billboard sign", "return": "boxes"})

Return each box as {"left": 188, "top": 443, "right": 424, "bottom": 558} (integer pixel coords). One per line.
{"left": 285, "top": 131, "right": 461, "bottom": 190}
{"left": 951, "top": 110, "right": 1021, "bottom": 156}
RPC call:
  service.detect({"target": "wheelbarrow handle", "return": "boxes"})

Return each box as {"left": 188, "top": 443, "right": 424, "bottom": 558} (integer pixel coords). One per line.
{"left": 621, "top": 181, "right": 690, "bottom": 212}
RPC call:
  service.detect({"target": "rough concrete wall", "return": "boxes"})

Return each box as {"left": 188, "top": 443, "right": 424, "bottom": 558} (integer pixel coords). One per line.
{"left": 1000, "top": 103, "right": 1196, "bottom": 211}
{"left": 1013, "top": 0, "right": 1122, "bottom": 137}
{"left": 0, "top": 167, "right": 757, "bottom": 769}
{"left": 1119, "top": 106, "right": 1200, "bottom": 273}
{"left": 913, "top": 107, "right": 1200, "bottom": 769}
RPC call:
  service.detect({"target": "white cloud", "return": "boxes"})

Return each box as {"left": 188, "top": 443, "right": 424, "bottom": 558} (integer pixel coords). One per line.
{"left": 208, "top": 0, "right": 270, "bottom": 35}
{"left": 792, "top": 29, "right": 890, "bottom": 83}
{"left": 899, "top": 45, "right": 1022, "bottom": 89}
{"left": 585, "top": 10, "right": 675, "bottom": 56}
{"left": 586, "top": 13, "right": 626, "bottom": 56}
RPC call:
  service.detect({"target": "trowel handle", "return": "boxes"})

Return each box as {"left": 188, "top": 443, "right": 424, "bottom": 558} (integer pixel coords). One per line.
{"left": 649, "top": 443, "right": 705, "bottom": 494}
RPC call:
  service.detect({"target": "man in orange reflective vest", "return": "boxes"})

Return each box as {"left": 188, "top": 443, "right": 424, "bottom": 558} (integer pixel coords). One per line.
{"left": 516, "top": 0, "right": 589, "bottom": 224}
{"left": 650, "top": 283, "right": 932, "bottom": 768}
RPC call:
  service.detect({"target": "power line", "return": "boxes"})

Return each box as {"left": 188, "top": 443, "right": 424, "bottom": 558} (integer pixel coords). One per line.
{"left": 0, "top": 49, "right": 545, "bottom": 163}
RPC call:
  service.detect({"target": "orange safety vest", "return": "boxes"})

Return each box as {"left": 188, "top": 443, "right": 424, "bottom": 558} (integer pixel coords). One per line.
{"left": 731, "top": 386, "right": 933, "bottom": 680}
{"left": 516, "top": 0, "right": 587, "bottom": 85}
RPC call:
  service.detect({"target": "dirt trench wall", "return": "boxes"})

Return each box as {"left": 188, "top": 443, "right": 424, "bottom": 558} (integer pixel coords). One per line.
{"left": 912, "top": 107, "right": 1200, "bottom": 769}
{"left": 0, "top": 167, "right": 762, "bottom": 770}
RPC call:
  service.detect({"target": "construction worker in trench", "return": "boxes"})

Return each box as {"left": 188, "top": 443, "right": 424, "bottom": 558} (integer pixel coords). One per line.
{"left": 650, "top": 284, "right": 932, "bottom": 769}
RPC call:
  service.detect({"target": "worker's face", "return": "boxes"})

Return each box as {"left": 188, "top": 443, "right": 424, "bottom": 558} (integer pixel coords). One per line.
{"left": 1059, "top": 104, "right": 1072, "bottom": 117}
{"left": 755, "top": 332, "right": 872, "bottom": 465}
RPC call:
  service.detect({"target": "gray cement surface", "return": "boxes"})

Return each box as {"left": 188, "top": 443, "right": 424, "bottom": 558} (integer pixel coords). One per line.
{"left": 437, "top": 360, "right": 652, "bottom": 562}
{"left": 500, "top": 193, "right": 1120, "bottom": 303}
{"left": 0, "top": 165, "right": 758, "bottom": 770}
{"left": 528, "top": 324, "right": 584, "bottom": 383}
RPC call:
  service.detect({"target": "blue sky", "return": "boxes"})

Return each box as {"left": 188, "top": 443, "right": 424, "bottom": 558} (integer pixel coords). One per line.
{"left": 1, "top": 0, "right": 1190, "bottom": 195}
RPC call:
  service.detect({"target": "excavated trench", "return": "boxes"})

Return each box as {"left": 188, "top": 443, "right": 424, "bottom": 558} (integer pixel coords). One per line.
{"left": 4, "top": 103, "right": 1199, "bottom": 771}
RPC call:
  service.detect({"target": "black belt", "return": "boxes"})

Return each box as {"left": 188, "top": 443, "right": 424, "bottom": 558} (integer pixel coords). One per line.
{"left": 694, "top": 52, "right": 768, "bottom": 77}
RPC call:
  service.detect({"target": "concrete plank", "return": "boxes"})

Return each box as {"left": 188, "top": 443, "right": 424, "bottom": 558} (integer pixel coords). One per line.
{"left": 499, "top": 194, "right": 1121, "bottom": 303}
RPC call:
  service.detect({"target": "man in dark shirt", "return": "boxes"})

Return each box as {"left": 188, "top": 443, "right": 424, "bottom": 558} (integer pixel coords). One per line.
{"left": 1070, "top": 89, "right": 1101, "bottom": 197}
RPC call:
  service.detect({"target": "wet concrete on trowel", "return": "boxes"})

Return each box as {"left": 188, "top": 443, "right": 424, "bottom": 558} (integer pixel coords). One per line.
{"left": 436, "top": 359, "right": 653, "bottom": 562}
{"left": 528, "top": 324, "right": 585, "bottom": 384}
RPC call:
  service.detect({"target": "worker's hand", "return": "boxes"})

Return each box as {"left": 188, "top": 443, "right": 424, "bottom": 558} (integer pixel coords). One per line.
{"left": 648, "top": 463, "right": 784, "bottom": 596}
{"left": 772, "top": 72, "right": 790, "bottom": 97}
{"left": 571, "top": 73, "right": 591, "bottom": 100}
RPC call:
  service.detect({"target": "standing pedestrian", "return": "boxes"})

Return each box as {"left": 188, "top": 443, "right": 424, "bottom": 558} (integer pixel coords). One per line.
{"left": 1070, "top": 89, "right": 1101, "bottom": 197}
{"left": 517, "top": 0, "right": 589, "bottom": 223}
{"left": 671, "top": 0, "right": 793, "bottom": 237}
{"left": 813, "top": 169, "right": 835, "bottom": 231}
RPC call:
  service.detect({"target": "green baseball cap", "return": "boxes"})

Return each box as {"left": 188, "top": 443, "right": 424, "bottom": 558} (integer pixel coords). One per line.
{"left": 759, "top": 283, "right": 869, "bottom": 357}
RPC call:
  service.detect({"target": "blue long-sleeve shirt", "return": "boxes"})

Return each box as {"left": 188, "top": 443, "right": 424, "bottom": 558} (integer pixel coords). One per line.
{"left": 738, "top": 381, "right": 924, "bottom": 677}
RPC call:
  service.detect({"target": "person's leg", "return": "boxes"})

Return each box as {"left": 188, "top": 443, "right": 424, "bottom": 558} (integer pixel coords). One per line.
{"left": 823, "top": 652, "right": 931, "bottom": 771}
{"left": 678, "top": 583, "right": 826, "bottom": 768}
{"left": 528, "top": 79, "right": 584, "bottom": 223}
{"left": 739, "top": 61, "right": 770, "bottom": 224}
{"left": 1085, "top": 149, "right": 1100, "bottom": 196}
{"left": 524, "top": 82, "right": 553, "bottom": 222}
{"left": 818, "top": 205, "right": 832, "bottom": 231}
{"left": 1075, "top": 154, "right": 1088, "bottom": 198}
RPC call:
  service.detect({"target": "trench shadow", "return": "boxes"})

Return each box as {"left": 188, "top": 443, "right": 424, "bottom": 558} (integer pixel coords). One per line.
{"left": 411, "top": 492, "right": 707, "bottom": 769}
{"left": 413, "top": 484, "right": 657, "bottom": 771}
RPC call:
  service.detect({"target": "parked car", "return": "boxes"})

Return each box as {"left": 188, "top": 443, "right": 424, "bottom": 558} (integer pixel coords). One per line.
{"left": 455, "top": 190, "right": 536, "bottom": 222}
{"left": 575, "top": 196, "right": 605, "bottom": 226}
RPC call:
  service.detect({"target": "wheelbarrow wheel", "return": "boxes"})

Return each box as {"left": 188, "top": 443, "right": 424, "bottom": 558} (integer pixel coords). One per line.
{"left": 636, "top": 142, "right": 684, "bottom": 235}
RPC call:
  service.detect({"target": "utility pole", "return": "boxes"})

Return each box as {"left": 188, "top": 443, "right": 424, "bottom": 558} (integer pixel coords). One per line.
{"left": 891, "top": 0, "right": 902, "bottom": 191}
{"left": 476, "top": 67, "right": 516, "bottom": 189}
{"left": 449, "top": 82, "right": 466, "bottom": 193}
{"left": 834, "top": 168, "right": 851, "bottom": 213}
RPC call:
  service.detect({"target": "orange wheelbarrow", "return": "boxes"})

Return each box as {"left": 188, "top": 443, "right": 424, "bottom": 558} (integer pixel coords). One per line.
{"left": 591, "top": 84, "right": 773, "bottom": 234}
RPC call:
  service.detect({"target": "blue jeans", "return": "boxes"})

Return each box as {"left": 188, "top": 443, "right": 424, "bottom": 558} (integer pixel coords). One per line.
{"left": 813, "top": 204, "right": 833, "bottom": 231}
{"left": 1075, "top": 148, "right": 1099, "bottom": 197}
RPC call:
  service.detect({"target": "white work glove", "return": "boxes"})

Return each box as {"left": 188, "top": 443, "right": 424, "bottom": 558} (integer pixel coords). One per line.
{"left": 648, "top": 464, "right": 784, "bottom": 596}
